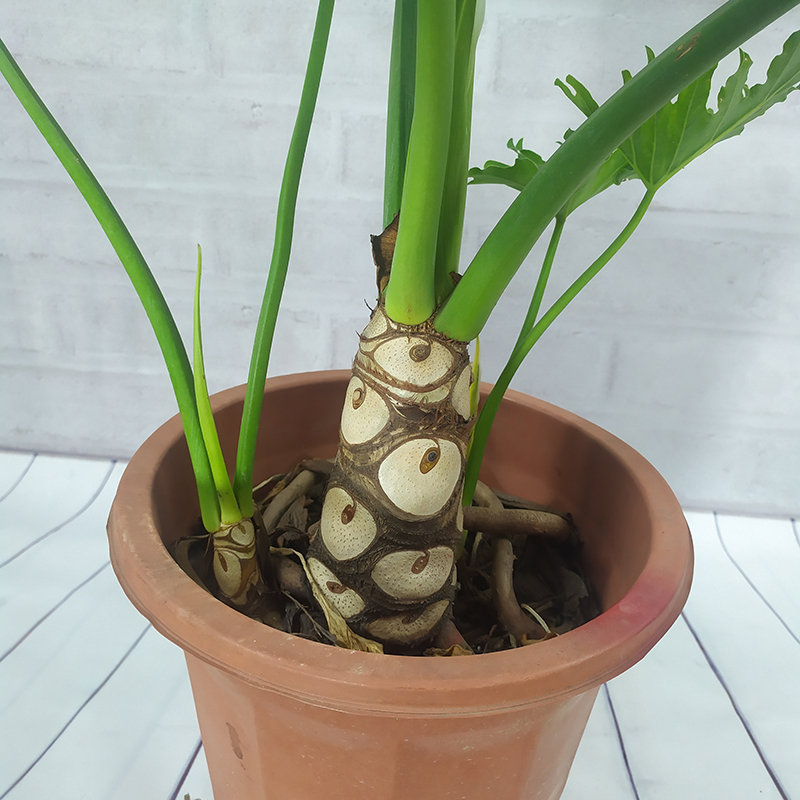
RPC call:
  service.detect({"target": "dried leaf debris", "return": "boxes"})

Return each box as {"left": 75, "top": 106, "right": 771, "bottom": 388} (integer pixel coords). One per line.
{"left": 172, "top": 463, "right": 598, "bottom": 656}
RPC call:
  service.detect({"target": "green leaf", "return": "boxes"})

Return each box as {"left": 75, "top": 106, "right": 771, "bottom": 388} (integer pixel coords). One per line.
{"left": 469, "top": 134, "right": 634, "bottom": 215}
{"left": 468, "top": 138, "right": 545, "bottom": 191}
{"left": 716, "top": 30, "right": 800, "bottom": 135}
{"left": 562, "top": 147, "right": 636, "bottom": 215}
{"left": 565, "top": 30, "right": 800, "bottom": 190}
{"left": 554, "top": 74, "right": 599, "bottom": 117}
{"left": 437, "top": 1, "right": 800, "bottom": 344}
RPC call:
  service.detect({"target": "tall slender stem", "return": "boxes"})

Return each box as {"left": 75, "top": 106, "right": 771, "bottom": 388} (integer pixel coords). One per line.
{"left": 433, "top": 0, "right": 483, "bottom": 304}
{"left": 0, "top": 36, "right": 221, "bottom": 531}
{"left": 233, "top": 0, "right": 335, "bottom": 516}
{"left": 463, "top": 188, "right": 657, "bottom": 504}
{"left": 384, "top": 0, "right": 456, "bottom": 325}
{"left": 514, "top": 213, "right": 566, "bottom": 351}
{"left": 384, "top": 0, "right": 417, "bottom": 227}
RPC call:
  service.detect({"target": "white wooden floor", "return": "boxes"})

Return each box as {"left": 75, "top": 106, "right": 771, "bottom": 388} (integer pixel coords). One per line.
{"left": 1, "top": 451, "right": 798, "bottom": 800}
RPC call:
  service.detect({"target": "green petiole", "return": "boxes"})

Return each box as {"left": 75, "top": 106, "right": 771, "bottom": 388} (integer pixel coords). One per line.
{"left": 433, "top": 0, "right": 483, "bottom": 305}
{"left": 193, "top": 246, "right": 242, "bottom": 527}
{"left": 463, "top": 187, "right": 657, "bottom": 504}
{"left": 233, "top": 0, "right": 335, "bottom": 518}
{"left": 513, "top": 212, "right": 566, "bottom": 352}
{"left": 384, "top": 0, "right": 417, "bottom": 228}
{"left": 384, "top": 0, "right": 456, "bottom": 324}
{"left": 435, "top": 0, "right": 800, "bottom": 342}
{"left": 0, "top": 36, "right": 220, "bottom": 532}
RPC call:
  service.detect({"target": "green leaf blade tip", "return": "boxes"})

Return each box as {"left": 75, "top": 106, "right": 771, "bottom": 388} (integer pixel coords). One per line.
{"left": 193, "top": 246, "right": 241, "bottom": 528}
{"left": 233, "top": 0, "right": 335, "bottom": 517}
{"left": 0, "top": 34, "right": 222, "bottom": 532}
{"left": 561, "top": 30, "right": 800, "bottom": 191}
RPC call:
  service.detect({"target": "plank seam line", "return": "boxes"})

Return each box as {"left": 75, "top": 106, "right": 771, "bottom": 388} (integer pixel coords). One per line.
{"left": 0, "top": 560, "right": 111, "bottom": 664}
{"left": 603, "top": 684, "right": 641, "bottom": 800}
{"left": 167, "top": 737, "right": 204, "bottom": 800}
{"left": 0, "top": 459, "right": 117, "bottom": 570}
{"left": 0, "top": 624, "right": 151, "bottom": 800}
{"left": 713, "top": 512, "right": 800, "bottom": 646}
{"left": 681, "top": 611, "right": 791, "bottom": 800}
{"left": 0, "top": 453, "right": 36, "bottom": 505}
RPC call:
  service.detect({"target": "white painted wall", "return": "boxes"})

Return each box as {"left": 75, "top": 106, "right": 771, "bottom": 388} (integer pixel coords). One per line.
{"left": 1, "top": 1, "right": 799, "bottom": 515}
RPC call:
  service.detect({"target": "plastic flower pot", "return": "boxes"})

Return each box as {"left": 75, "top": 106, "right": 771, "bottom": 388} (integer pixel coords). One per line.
{"left": 107, "top": 369, "right": 692, "bottom": 800}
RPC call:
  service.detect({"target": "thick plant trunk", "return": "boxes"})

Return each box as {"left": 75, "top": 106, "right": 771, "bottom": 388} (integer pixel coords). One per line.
{"left": 307, "top": 302, "right": 473, "bottom": 649}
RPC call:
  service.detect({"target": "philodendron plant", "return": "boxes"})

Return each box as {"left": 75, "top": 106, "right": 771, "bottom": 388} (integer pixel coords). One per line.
{"left": 2, "top": 0, "right": 799, "bottom": 652}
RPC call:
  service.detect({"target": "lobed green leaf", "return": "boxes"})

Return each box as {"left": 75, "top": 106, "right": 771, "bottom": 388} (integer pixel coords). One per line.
{"left": 469, "top": 135, "right": 634, "bottom": 215}
{"left": 563, "top": 30, "right": 800, "bottom": 190}
{"left": 468, "top": 138, "right": 545, "bottom": 191}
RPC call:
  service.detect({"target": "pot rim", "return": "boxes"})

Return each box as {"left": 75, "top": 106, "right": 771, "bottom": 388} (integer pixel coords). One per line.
{"left": 108, "top": 370, "right": 692, "bottom": 716}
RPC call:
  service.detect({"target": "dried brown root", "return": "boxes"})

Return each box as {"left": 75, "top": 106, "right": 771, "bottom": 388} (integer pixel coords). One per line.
{"left": 261, "top": 469, "right": 318, "bottom": 538}
{"left": 491, "top": 537, "right": 548, "bottom": 643}
{"left": 299, "top": 458, "right": 334, "bottom": 476}
{"left": 492, "top": 489, "right": 571, "bottom": 519}
{"left": 461, "top": 505, "right": 572, "bottom": 542}
{"left": 272, "top": 551, "right": 313, "bottom": 604}
{"left": 174, "top": 456, "right": 591, "bottom": 652}
{"left": 473, "top": 482, "right": 548, "bottom": 643}
{"left": 472, "top": 480, "right": 503, "bottom": 510}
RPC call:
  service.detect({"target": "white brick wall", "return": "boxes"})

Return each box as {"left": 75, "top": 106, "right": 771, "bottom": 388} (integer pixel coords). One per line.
{"left": 1, "top": 1, "right": 799, "bottom": 515}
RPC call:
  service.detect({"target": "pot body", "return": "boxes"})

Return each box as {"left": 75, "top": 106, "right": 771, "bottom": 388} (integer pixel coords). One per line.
{"left": 188, "top": 653, "right": 598, "bottom": 800}
{"left": 107, "top": 370, "right": 693, "bottom": 800}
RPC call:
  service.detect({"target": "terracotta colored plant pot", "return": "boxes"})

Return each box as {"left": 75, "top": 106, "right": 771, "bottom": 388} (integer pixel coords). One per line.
{"left": 107, "top": 370, "right": 692, "bottom": 800}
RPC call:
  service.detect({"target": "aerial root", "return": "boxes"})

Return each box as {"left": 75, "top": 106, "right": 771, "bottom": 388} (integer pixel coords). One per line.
{"left": 461, "top": 504, "right": 572, "bottom": 542}
{"left": 473, "top": 482, "right": 549, "bottom": 643}
{"left": 261, "top": 469, "right": 318, "bottom": 538}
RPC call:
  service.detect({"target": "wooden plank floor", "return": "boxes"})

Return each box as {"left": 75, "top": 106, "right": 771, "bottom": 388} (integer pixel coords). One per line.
{"left": 1, "top": 451, "right": 797, "bottom": 800}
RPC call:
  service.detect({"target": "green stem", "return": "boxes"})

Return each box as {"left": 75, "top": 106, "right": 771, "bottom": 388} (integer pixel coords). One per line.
{"left": 463, "top": 188, "right": 656, "bottom": 504}
{"left": 233, "top": 0, "right": 335, "bottom": 517}
{"left": 384, "top": 0, "right": 417, "bottom": 227}
{"left": 513, "top": 212, "right": 566, "bottom": 351}
{"left": 435, "top": 0, "right": 800, "bottom": 342}
{"left": 193, "top": 247, "right": 241, "bottom": 527}
{"left": 433, "top": 0, "right": 483, "bottom": 304}
{"left": 0, "top": 36, "right": 220, "bottom": 532}
{"left": 384, "top": 0, "right": 456, "bottom": 325}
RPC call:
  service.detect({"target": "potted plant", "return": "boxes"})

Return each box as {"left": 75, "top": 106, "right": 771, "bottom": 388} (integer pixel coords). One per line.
{"left": 2, "top": 1, "right": 798, "bottom": 797}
